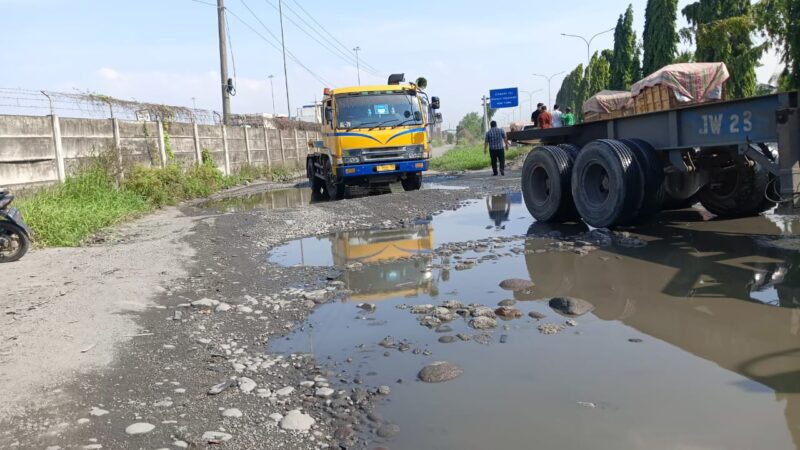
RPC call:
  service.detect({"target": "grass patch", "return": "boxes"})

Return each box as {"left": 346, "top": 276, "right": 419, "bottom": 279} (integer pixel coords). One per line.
{"left": 18, "top": 155, "right": 302, "bottom": 247}
{"left": 430, "top": 144, "right": 525, "bottom": 171}
{"left": 16, "top": 168, "right": 151, "bottom": 247}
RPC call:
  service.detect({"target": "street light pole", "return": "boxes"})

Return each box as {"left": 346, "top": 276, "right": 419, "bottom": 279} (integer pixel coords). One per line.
{"left": 268, "top": 74, "right": 276, "bottom": 116}
{"left": 561, "top": 27, "right": 615, "bottom": 67}
{"left": 532, "top": 72, "right": 565, "bottom": 109}
{"left": 353, "top": 46, "right": 361, "bottom": 85}
{"left": 519, "top": 89, "right": 543, "bottom": 121}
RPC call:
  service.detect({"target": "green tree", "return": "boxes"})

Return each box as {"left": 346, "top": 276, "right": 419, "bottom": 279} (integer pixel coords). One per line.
{"left": 587, "top": 51, "right": 612, "bottom": 96}
{"left": 456, "top": 112, "right": 482, "bottom": 145}
{"left": 682, "top": 0, "right": 763, "bottom": 98}
{"left": 642, "top": 0, "right": 680, "bottom": 75}
{"left": 556, "top": 64, "right": 588, "bottom": 122}
{"left": 611, "top": 5, "right": 638, "bottom": 90}
{"left": 754, "top": 0, "right": 800, "bottom": 90}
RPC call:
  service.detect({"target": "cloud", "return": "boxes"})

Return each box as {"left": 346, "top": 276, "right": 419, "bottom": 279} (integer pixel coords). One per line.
{"left": 97, "top": 67, "right": 121, "bottom": 81}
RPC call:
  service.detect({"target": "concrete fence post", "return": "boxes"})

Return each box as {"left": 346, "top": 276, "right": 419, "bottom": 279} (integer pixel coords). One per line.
{"left": 294, "top": 128, "right": 301, "bottom": 162}
{"left": 51, "top": 114, "right": 66, "bottom": 182}
{"left": 244, "top": 126, "right": 252, "bottom": 165}
{"left": 279, "top": 128, "right": 286, "bottom": 164}
{"left": 303, "top": 130, "right": 309, "bottom": 159}
{"left": 112, "top": 118, "right": 123, "bottom": 179}
{"left": 156, "top": 120, "right": 167, "bottom": 168}
{"left": 193, "top": 123, "right": 202, "bottom": 165}
{"left": 264, "top": 126, "right": 272, "bottom": 169}
{"left": 222, "top": 125, "right": 231, "bottom": 176}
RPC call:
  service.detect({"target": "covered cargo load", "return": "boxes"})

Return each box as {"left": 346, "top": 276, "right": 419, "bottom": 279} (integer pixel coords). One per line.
{"left": 632, "top": 62, "right": 729, "bottom": 114}
{"left": 583, "top": 90, "right": 634, "bottom": 122}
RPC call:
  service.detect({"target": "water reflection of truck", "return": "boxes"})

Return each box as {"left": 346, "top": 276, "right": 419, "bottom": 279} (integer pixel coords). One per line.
{"left": 524, "top": 213, "right": 800, "bottom": 445}
{"left": 331, "top": 223, "right": 436, "bottom": 301}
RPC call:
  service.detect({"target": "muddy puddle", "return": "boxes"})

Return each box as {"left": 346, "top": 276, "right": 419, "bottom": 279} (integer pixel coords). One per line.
{"left": 202, "top": 181, "right": 470, "bottom": 213}
{"left": 270, "top": 198, "right": 800, "bottom": 449}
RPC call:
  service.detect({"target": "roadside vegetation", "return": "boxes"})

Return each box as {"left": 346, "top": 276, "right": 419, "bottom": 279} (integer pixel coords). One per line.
{"left": 430, "top": 144, "right": 525, "bottom": 172}
{"left": 17, "top": 150, "right": 297, "bottom": 247}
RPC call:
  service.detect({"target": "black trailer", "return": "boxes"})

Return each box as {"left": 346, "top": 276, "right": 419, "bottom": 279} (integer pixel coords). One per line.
{"left": 507, "top": 92, "right": 800, "bottom": 228}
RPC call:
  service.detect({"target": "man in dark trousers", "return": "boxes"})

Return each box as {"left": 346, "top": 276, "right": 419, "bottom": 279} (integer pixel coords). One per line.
{"left": 530, "top": 103, "right": 544, "bottom": 127}
{"left": 484, "top": 120, "right": 509, "bottom": 176}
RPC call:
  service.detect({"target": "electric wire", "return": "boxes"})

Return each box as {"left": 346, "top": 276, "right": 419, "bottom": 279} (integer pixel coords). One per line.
{"left": 224, "top": 10, "right": 238, "bottom": 95}
{"left": 288, "top": 0, "right": 383, "bottom": 76}
{"left": 225, "top": 5, "right": 331, "bottom": 86}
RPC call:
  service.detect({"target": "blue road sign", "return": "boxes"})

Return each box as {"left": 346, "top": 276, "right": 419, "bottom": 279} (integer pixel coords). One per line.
{"left": 490, "top": 87, "right": 519, "bottom": 108}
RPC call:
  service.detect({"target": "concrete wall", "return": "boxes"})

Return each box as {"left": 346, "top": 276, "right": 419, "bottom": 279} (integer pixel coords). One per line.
{"left": 0, "top": 114, "right": 321, "bottom": 190}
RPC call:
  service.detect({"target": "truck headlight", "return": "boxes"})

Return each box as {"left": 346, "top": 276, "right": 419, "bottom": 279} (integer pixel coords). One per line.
{"left": 343, "top": 156, "right": 361, "bottom": 164}
{"left": 404, "top": 145, "right": 424, "bottom": 159}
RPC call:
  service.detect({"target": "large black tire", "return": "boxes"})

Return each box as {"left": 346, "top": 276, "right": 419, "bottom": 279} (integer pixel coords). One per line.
{"left": 571, "top": 139, "right": 641, "bottom": 228}
{"left": 696, "top": 149, "right": 772, "bottom": 217}
{"left": 521, "top": 145, "right": 578, "bottom": 223}
{"left": 557, "top": 143, "right": 580, "bottom": 160}
{"left": 324, "top": 158, "right": 345, "bottom": 201}
{"left": 308, "top": 158, "right": 326, "bottom": 199}
{"left": 0, "top": 222, "right": 29, "bottom": 263}
{"left": 401, "top": 172, "right": 422, "bottom": 191}
{"left": 619, "top": 139, "right": 664, "bottom": 223}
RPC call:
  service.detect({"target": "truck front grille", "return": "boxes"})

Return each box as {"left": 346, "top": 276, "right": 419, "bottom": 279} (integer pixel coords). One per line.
{"left": 362, "top": 147, "right": 407, "bottom": 162}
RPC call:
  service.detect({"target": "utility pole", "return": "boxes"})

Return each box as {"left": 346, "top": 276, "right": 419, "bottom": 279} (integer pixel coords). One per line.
{"left": 533, "top": 72, "right": 566, "bottom": 109}
{"left": 268, "top": 74, "right": 276, "bottom": 116}
{"left": 278, "top": 0, "right": 291, "bottom": 119}
{"left": 353, "top": 46, "right": 361, "bottom": 85}
{"left": 482, "top": 95, "right": 489, "bottom": 133}
{"left": 217, "top": 0, "right": 231, "bottom": 125}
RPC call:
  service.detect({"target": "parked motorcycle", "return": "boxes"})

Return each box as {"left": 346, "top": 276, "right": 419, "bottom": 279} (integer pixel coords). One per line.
{"left": 0, "top": 190, "right": 31, "bottom": 262}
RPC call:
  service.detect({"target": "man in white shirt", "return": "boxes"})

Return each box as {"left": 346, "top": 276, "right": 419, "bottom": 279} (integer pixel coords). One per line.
{"left": 551, "top": 104, "right": 563, "bottom": 128}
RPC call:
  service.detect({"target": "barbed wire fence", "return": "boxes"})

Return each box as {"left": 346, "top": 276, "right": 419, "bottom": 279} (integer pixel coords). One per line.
{"left": 0, "top": 88, "right": 222, "bottom": 125}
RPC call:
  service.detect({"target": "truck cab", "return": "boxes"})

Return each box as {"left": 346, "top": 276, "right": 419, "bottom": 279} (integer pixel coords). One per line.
{"left": 306, "top": 74, "right": 440, "bottom": 200}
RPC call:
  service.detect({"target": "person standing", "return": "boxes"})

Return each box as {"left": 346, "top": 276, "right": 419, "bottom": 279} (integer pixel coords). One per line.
{"left": 531, "top": 103, "right": 544, "bottom": 127}
{"left": 537, "top": 105, "right": 553, "bottom": 129}
{"left": 484, "top": 120, "right": 509, "bottom": 176}
{"left": 562, "top": 107, "right": 576, "bottom": 126}
{"left": 551, "top": 104, "right": 563, "bottom": 128}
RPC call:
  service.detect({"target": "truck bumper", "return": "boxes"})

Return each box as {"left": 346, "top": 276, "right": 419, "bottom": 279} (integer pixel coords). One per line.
{"left": 340, "top": 160, "right": 428, "bottom": 178}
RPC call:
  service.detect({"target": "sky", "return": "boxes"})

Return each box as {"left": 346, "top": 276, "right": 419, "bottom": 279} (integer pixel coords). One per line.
{"left": 0, "top": 0, "right": 784, "bottom": 127}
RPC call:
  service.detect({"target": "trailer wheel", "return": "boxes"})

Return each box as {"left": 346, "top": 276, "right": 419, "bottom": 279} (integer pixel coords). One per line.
{"left": 521, "top": 145, "right": 578, "bottom": 222}
{"left": 696, "top": 149, "right": 771, "bottom": 217}
{"left": 619, "top": 139, "right": 664, "bottom": 223}
{"left": 401, "top": 173, "right": 423, "bottom": 191}
{"left": 557, "top": 144, "right": 580, "bottom": 160}
{"left": 572, "top": 140, "right": 641, "bottom": 228}
{"left": 324, "top": 158, "right": 345, "bottom": 201}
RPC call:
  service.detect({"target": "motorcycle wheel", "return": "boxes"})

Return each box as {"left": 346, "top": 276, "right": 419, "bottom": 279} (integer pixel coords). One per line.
{"left": 0, "top": 222, "right": 29, "bottom": 263}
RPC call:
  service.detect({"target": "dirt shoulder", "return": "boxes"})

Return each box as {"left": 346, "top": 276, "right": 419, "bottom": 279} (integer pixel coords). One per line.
{"left": 1, "top": 171, "right": 521, "bottom": 449}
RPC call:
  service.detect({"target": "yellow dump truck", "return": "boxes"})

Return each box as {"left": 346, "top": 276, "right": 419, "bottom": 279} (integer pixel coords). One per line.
{"left": 306, "top": 74, "right": 440, "bottom": 199}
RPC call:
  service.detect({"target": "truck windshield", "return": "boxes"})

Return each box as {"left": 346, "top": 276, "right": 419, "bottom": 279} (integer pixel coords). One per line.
{"left": 335, "top": 92, "right": 421, "bottom": 130}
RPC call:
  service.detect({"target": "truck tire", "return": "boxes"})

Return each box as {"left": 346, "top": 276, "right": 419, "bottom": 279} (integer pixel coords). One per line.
{"left": 308, "top": 158, "right": 325, "bottom": 199}
{"left": 619, "top": 139, "right": 664, "bottom": 223}
{"left": 401, "top": 173, "right": 423, "bottom": 191}
{"left": 571, "top": 140, "right": 641, "bottom": 228}
{"left": 557, "top": 143, "right": 580, "bottom": 160}
{"left": 324, "top": 158, "right": 345, "bottom": 201}
{"left": 521, "top": 145, "right": 578, "bottom": 222}
{"left": 696, "top": 148, "right": 772, "bottom": 217}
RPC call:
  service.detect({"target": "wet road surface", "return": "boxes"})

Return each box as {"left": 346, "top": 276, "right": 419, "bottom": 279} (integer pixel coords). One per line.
{"left": 269, "top": 195, "right": 800, "bottom": 450}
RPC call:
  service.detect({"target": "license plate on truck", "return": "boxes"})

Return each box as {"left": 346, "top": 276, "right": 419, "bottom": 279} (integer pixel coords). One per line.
{"left": 376, "top": 164, "right": 396, "bottom": 172}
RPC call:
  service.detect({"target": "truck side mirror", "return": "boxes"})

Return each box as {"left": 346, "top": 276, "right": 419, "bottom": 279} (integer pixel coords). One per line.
{"left": 324, "top": 106, "right": 333, "bottom": 124}
{"left": 431, "top": 96, "right": 440, "bottom": 110}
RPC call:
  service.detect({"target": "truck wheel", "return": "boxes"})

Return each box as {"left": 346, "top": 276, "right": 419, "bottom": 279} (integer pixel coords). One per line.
{"left": 308, "top": 158, "right": 325, "bottom": 199}
{"left": 696, "top": 149, "right": 771, "bottom": 217}
{"left": 619, "top": 139, "right": 664, "bottom": 223}
{"left": 324, "top": 158, "right": 345, "bottom": 201}
{"left": 401, "top": 173, "right": 422, "bottom": 191}
{"left": 571, "top": 140, "right": 641, "bottom": 228}
{"left": 557, "top": 144, "right": 580, "bottom": 160}
{"left": 521, "top": 145, "right": 578, "bottom": 222}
